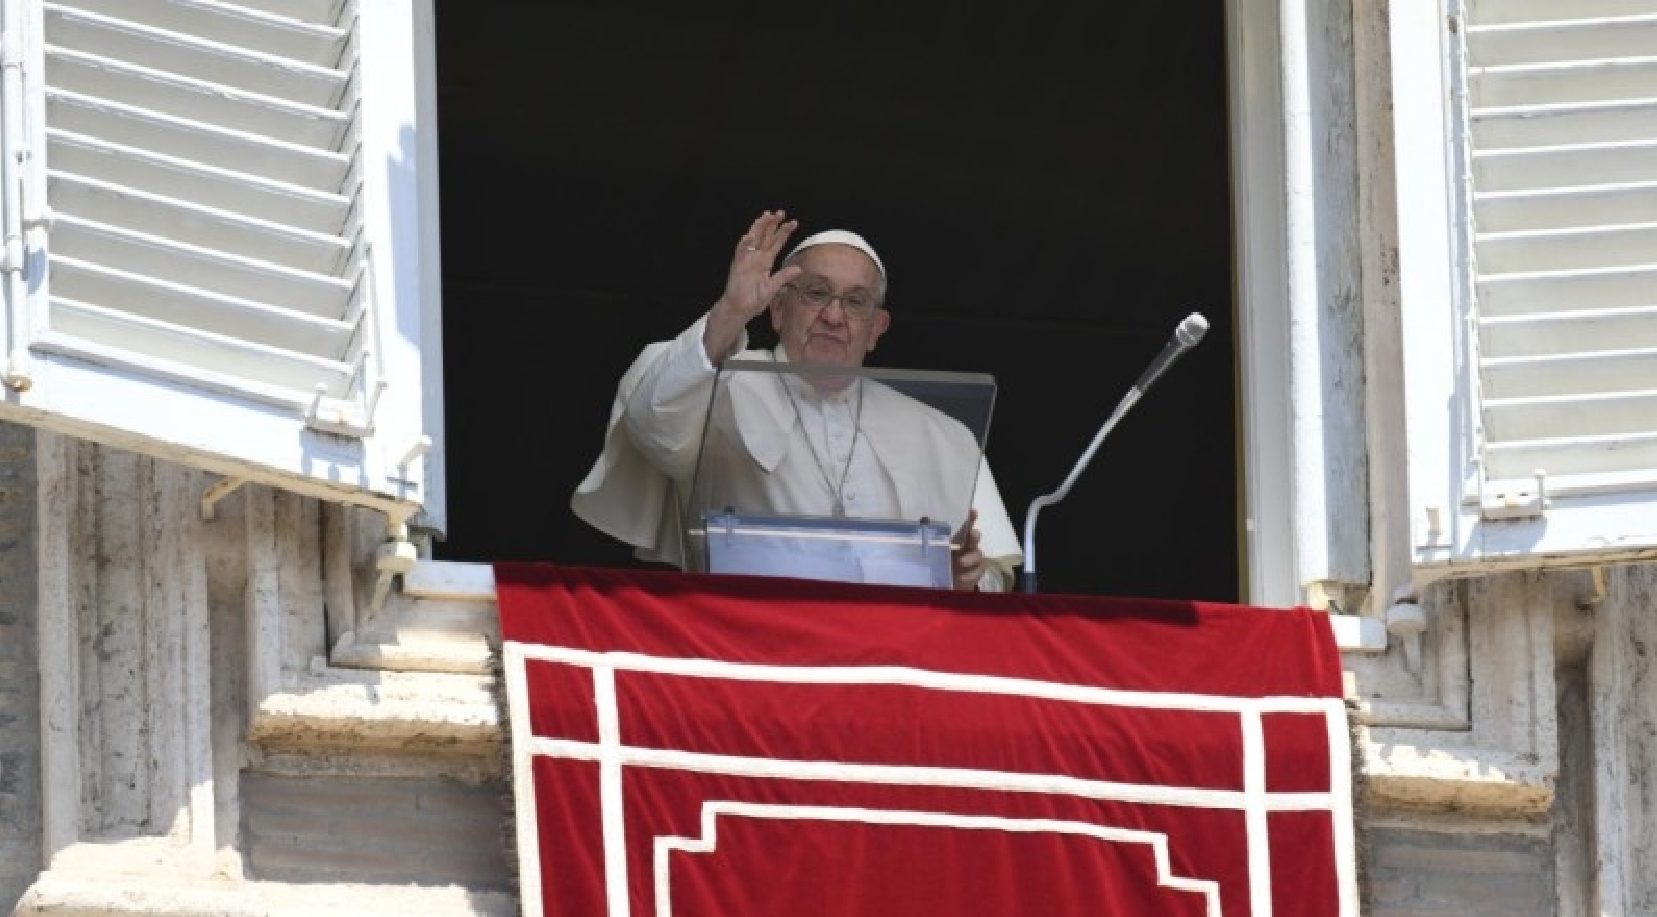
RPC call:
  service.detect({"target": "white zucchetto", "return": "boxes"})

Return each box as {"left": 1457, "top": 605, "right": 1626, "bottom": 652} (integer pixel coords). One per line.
{"left": 784, "top": 229, "right": 886, "bottom": 283}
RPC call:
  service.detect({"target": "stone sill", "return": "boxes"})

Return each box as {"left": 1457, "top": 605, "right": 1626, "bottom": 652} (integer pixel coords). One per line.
{"left": 330, "top": 630, "right": 494, "bottom": 675}
{"left": 404, "top": 560, "right": 497, "bottom": 601}
{"left": 1362, "top": 739, "right": 1554, "bottom": 819}
{"left": 17, "top": 870, "right": 515, "bottom": 916}
{"left": 409, "top": 560, "right": 1392, "bottom": 652}
{"left": 249, "top": 667, "right": 500, "bottom": 755}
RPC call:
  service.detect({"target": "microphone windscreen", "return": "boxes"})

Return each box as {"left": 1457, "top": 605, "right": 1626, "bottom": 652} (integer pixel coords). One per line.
{"left": 1175, "top": 312, "right": 1210, "bottom": 347}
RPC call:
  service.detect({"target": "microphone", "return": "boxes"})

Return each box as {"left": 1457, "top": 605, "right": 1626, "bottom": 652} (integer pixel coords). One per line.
{"left": 1020, "top": 312, "right": 1210, "bottom": 594}
{"left": 1133, "top": 313, "right": 1210, "bottom": 394}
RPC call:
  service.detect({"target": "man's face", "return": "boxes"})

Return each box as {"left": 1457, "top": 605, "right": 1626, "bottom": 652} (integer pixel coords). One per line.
{"left": 769, "top": 244, "right": 890, "bottom": 367}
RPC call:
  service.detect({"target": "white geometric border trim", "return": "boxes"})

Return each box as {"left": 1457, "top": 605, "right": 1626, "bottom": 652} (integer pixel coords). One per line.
{"left": 651, "top": 802, "right": 1223, "bottom": 917}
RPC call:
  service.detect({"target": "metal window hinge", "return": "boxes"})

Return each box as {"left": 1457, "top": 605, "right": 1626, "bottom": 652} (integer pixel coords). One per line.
{"left": 385, "top": 435, "right": 430, "bottom": 494}
{"left": 200, "top": 476, "right": 248, "bottom": 521}
{"left": 304, "top": 379, "right": 384, "bottom": 438}
{"left": 1480, "top": 470, "right": 1548, "bottom": 521}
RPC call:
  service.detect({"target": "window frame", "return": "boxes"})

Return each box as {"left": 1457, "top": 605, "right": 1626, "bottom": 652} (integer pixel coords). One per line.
{"left": 1230, "top": 0, "right": 1376, "bottom": 609}
{"left": 1229, "top": 0, "right": 1298, "bottom": 608}
{"left": 397, "top": 0, "right": 1389, "bottom": 654}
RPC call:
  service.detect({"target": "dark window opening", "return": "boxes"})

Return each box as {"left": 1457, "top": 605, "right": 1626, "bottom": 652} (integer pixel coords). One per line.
{"left": 434, "top": 6, "right": 1238, "bottom": 601}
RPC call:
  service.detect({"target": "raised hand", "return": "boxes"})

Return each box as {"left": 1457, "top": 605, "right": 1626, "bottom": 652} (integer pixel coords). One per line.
{"left": 703, "top": 210, "right": 803, "bottom": 362}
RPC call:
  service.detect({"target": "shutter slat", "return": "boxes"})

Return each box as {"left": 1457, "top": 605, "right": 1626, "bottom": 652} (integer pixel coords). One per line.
{"left": 47, "top": 130, "right": 350, "bottom": 232}
{"left": 45, "top": 3, "right": 348, "bottom": 106}
{"left": 1479, "top": 263, "right": 1657, "bottom": 315}
{"left": 1485, "top": 389, "right": 1657, "bottom": 441}
{"left": 1472, "top": 56, "right": 1657, "bottom": 108}
{"left": 58, "top": 0, "right": 348, "bottom": 64}
{"left": 53, "top": 214, "right": 353, "bottom": 315}
{"left": 226, "top": 0, "right": 344, "bottom": 25}
{"left": 1473, "top": 99, "right": 1657, "bottom": 149}
{"left": 51, "top": 296, "right": 353, "bottom": 396}
{"left": 1468, "top": 15, "right": 1657, "bottom": 66}
{"left": 1481, "top": 305, "right": 1657, "bottom": 356}
{"left": 1474, "top": 139, "right": 1657, "bottom": 192}
{"left": 1476, "top": 221, "right": 1657, "bottom": 274}
{"left": 49, "top": 170, "right": 350, "bottom": 273}
{"left": 47, "top": 89, "right": 350, "bottom": 190}
{"left": 1482, "top": 348, "right": 1657, "bottom": 399}
{"left": 1475, "top": 181, "right": 1657, "bottom": 232}
{"left": 1470, "top": 0, "right": 1657, "bottom": 25}
{"left": 1484, "top": 431, "right": 1657, "bottom": 481}
{"left": 46, "top": 45, "right": 349, "bottom": 149}
{"left": 51, "top": 255, "right": 353, "bottom": 355}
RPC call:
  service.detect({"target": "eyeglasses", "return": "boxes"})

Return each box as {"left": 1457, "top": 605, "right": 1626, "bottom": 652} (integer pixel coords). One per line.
{"left": 783, "top": 282, "right": 881, "bottom": 319}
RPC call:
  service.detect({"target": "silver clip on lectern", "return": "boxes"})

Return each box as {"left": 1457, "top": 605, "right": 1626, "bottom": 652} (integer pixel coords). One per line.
{"left": 683, "top": 358, "right": 996, "bottom": 589}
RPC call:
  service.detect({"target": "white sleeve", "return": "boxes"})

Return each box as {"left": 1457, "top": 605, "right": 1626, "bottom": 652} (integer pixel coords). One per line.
{"left": 971, "top": 459, "right": 1022, "bottom": 584}
{"left": 978, "top": 564, "right": 1011, "bottom": 593}
{"left": 621, "top": 313, "right": 747, "bottom": 482}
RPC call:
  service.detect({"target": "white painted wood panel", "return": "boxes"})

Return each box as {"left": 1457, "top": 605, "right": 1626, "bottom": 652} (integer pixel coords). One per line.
{"left": 0, "top": 0, "right": 444, "bottom": 525}
{"left": 1396, "top": 0, "right": 1657, "bottom": 570}
{"left": 1465, "top": 1, "right": 1657, "bottom": 489}
{"left": 40, "top": 0, "right": 360, "bottom": 374}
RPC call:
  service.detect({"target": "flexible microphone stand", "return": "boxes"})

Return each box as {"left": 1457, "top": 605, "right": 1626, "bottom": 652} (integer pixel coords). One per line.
{"left": 1020, "top": 313, "right": 1210, "bottom": 594}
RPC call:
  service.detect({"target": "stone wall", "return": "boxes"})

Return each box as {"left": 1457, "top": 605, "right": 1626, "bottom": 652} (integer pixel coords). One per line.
{"left": 1366, "top": 826, "right": 1554, "bottom": 916}
{"left": 0, "top": 423, "right": 40, "bottom": 914}
{"left": 12, "top": 436, "right": 513, "bottom": 915}
{"left": 1352, "top": 563, "right": 1657, "bottom": 915}
{"left": 244, "top": 773, "right": 511, "bottom": 889}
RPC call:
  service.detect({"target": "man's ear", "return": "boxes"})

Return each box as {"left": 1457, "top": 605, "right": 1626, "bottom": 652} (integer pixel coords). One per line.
{"left": 865, "top": 308, "right": 891, "bottom": 352}
{"left": 768, "top": 298, "right": 784, "bottom": 334}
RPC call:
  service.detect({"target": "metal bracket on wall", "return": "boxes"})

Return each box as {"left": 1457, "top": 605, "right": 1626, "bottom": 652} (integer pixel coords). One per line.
{"left": 369, "top": 521, "right": 418, "bottom": 614}
{"left": 200, "top": 476, "right": 247, "bottom": 521}
{"left": 1578, "top": 565, "right": 1609, "bottom": 610}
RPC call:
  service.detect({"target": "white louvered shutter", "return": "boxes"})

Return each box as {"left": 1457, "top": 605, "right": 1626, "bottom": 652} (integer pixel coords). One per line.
{"left": 0, "top": 0, "right": 443, "bottom": 526}
{"left": 1394, "top": 0, "right": 1657, "bottom": 571}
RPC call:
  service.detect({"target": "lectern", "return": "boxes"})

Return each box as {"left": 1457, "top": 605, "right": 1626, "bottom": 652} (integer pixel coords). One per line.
{"left": 682, "top": 358, "right": 996, "bottom": 588}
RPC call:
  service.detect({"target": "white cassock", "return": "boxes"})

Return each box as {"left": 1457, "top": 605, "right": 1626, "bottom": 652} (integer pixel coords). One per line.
{"left": 572, "top": 314, "right": 1023, "bottom": 590}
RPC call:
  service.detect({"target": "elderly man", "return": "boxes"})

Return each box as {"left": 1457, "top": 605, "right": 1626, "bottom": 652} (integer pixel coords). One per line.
{"left": 572, "top": 210, "right": 1021, "bottom": 590}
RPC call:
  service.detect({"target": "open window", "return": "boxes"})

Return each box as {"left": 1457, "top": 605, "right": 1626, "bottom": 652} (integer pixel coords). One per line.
{"left": 431, "top": 3, "right": 1241, "bottom": 602}
{"left": 0, "top": 0, "right": 444, "bottom": 528}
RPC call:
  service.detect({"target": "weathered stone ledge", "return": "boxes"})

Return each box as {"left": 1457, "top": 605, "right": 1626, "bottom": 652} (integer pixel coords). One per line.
{"left": 248, "top": 667, "right": 501, "bottom": 756}
{"left": 16, "top": 871, "right": 515, "bottom": 916}
{"left": 1363, "top": 740, "right": 1554, "bottom": 820}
